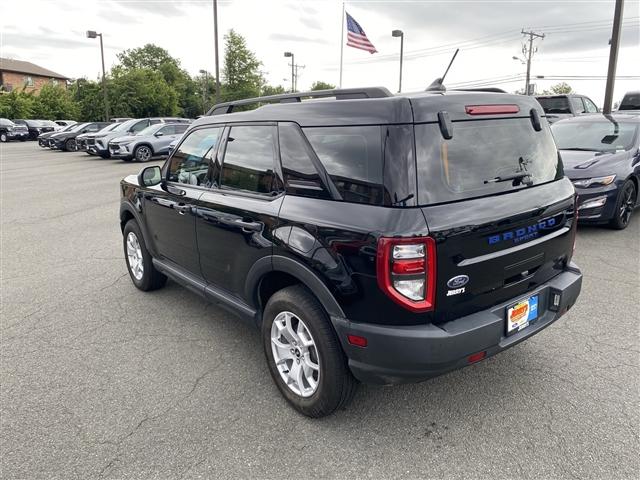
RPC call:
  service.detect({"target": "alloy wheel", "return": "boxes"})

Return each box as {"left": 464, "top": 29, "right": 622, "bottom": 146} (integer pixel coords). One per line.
{"left": 136, "top": 146, "right": 152, "bottom": 162}
{"left": 270, "top": 311, "right": 320, "bottom": 397}
{"left": 619, "top": 184, "right": 636, "bottom": 226}
{"left": 126, "top": 232, "right": 144, "bottom": 280}
{"left": 0, "top": 133, "right": 6, "bottom": 142}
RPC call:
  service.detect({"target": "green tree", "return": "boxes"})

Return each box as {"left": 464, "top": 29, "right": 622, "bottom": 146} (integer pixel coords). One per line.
{"left": 310, "top": 81, "right": 336, "bottom": 91}
{"left": 70, "top": 79, "right": 106, "bottom": 121}
{"left": 542, "top": 82, "right": 573, "bottom": 95}
{"left": 221, "top": 30, "right": 263, "bottom": 102}
{"left": 261, "top": 84, "right": 286, "bottom": 96}
{"left": 109, "top": 69, "right": 179, "bottom": 118}
{"left": 31, "top": 84, "right": 79, "bottom": 120}
{"left": 0, "top": 88, "right": 35, "bottom": 118}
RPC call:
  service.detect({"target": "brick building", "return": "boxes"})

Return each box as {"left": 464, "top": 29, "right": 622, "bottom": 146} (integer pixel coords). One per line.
{"left": 0, "top": 58, "right": 69, "bottom": 94}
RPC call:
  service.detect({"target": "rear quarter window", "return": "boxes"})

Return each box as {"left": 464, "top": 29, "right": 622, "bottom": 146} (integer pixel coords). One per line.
{"left": 537, "top": 97, "right": 571, "bottom": 114}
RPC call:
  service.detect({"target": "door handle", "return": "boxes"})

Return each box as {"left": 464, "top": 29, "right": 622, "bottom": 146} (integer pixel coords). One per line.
{"left": 234, "top": 219, "right": 262, "bottom": 232}
{"left": 174, "top": 204, "right": 192, "bottom": 215}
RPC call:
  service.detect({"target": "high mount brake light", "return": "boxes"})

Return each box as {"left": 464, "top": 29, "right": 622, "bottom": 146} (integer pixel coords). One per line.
{"left": 377, "top": 237, "right": 436, "bottom": 313}
{"left": 465, "top": 104, "right": 520, "bottom": 115}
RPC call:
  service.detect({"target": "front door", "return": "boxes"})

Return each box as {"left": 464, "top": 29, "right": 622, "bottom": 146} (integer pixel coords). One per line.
{"left": 195, "top": 124, "right": 283, "bottom": 298}
{"left": 142, "top": 127, "right": 222, "bottom": 275}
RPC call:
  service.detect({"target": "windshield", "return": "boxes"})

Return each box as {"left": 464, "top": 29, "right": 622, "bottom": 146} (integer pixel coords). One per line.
{"left": 98, "top": 123, "right": 120, "bottom": 133}
{"left": 41, "top": 120, "right": 58, "bottom": 127}
{"left": 70, "top": 122, "right": 89, "bottom": 132}
{"left": 415, "top": 118, "right": 562, "bottom": 204}
{"left": 0, "top": 118, "right": 15, "bottom": 126}
{"left": 60, "top": 124, "right": 77, "bottom": 132}
{"left": 537, "top": 97, "right": 571, "bottom": 114}
{"left": 619, "top": 93, "right": 640, "bottom": 111}
{"left": 551, "top": 120, "right": 638, "bottom": 152}
{"left": 113, "top": 119, "right": 139, "bottom": 132}
{"left": 137, "top": 124, "right": 161, "bottom": 136}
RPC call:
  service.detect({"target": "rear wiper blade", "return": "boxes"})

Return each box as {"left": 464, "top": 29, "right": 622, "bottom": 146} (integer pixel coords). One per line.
{"left": 561, "top": 147, "right": 604, "bottom": 152}
{"left": 484, "top": 172, "right": 533, "bottom": 186}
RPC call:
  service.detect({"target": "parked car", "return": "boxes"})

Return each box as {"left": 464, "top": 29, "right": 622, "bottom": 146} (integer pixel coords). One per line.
{"left": 54, "top": 120, "right": 77, "bottom": 131}
{"left": 616, "top": 91, "right": 640, "bottom": 116}
{"left": 49, "top": 122, "right": 111, "bottom": 151}
{"left": 535, "top": 94, "right": 599, "bottom": 123}
{"left": 13, "top": 119, "right": 57, "bottom": 140}
{"left": 78, "top": 122, "right": 121, "bottom": 152}
{"left": 0, "top": 118, "right": 29, "bottom": 142}
{"left": 90, "top": 117, "right": 191, "bottom": 158}
{"left": 38, "top": 123, "right": 77, "bottom": 147}
{"left": 120, "top": 87, "right": 583, "bottom": 417}
{"left": 551, "top": 114, "right": 639, "bottom": 229}
{"left": 110, "top": 123, "right": 190, "bottom": 161}
{"left": 110, "top": 117, "right": 133, "bottom": 122}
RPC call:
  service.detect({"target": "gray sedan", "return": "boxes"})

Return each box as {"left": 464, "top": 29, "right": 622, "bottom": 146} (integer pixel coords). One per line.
{"left": 109, "top": 123, "right": 190, "bottom": 162}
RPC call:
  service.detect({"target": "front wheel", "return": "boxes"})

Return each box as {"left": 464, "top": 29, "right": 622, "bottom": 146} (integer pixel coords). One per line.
{"left": 0, "top": 133, "right": 7, "bottom": 142}
{"left": 64, "top": 138, "right": 76, "bottom": 151}
{"left": 609, "top": 180, "right": 637, "bottom": 230}
{"left": 134, "top": 145, "right": 152, "bottom": 162}
{"left": 262, "top": 285, "right": 357, "bottom": 417}
{"left": 123, "top": 220, "right": 167, "bottom": 291}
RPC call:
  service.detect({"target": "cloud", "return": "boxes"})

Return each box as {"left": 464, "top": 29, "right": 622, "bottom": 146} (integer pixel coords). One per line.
{"left": 268, "top": 33, "right": 330, "bottom": 45}
{"left": 108, "top": 0, "right": 186, "bottom": 16}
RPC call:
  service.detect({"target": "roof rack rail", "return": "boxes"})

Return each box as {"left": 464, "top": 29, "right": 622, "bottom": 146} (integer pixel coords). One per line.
{"left": 207, "top": 87, "right": 393, "bottom": 115}
{"left": 456, "top": 87, "right": 508, "bottom": 93}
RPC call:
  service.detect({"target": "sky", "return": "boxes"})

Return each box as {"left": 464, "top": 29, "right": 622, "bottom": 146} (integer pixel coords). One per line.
{"left": 1, "top": 0, "right": 639, "bottom": 106}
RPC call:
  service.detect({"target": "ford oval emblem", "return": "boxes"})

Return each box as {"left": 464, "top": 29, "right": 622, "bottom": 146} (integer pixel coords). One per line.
{"left": 447, "top": 275, "right": 469, "bottom": 289}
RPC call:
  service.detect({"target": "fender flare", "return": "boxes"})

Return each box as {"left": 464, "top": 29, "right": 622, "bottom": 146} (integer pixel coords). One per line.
{"left": 245, "top": 255, "right": 345, "bottom": 319}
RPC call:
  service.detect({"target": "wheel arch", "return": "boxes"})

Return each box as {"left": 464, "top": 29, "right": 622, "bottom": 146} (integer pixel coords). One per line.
{"left": 246, "top": 255, "right": 346, "bottom": 324}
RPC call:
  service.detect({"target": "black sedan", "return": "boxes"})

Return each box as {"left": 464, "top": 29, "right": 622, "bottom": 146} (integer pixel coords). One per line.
{"left": 551, "top": 114, "right": 640, "bottom": 229}
{"left": 13, "top": 119, "right": 57, "bottom": 140}
{"left": 49, "top": 122, "right": 111, "bottom": 151}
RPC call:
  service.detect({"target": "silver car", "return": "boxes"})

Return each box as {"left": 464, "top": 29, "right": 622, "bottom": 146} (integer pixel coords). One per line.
{"left": 109, "top": 123, "right": 190, "bottom": 162}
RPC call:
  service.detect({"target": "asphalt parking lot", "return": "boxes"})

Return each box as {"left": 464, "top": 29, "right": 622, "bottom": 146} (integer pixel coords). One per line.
{"left": 1, "top": 141, "right": 638, "bottom": 479}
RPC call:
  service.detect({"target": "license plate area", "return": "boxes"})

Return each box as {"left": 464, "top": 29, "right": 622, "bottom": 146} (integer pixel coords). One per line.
{"left": 506, "top": 295, "right": 539, "bottom": 336}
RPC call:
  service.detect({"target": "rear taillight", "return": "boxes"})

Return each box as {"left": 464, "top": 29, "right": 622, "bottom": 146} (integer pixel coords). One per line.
{"left": 377, "top": 237, "right": 436, "bottom": 312}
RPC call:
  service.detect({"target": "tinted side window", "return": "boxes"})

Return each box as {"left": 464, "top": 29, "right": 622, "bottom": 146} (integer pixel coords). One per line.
{"left": 571, "top": 97, "right": 586, "bottom": 114}
{"left": 303, "top": 126, "right": 383, "bottom": 205}
{"left": 168, "top": 128, "right": 221, "bottom": 185}
{"left": 220, "top": 125, "right": 276, "bottom": 194}
{"left": 131, "top": 120, "right": 148, "bottom": 133}
{"left": 159, "top": 125, "right": 174, "bottom": 135}
{"left": 279, "top": 124, "right": 331, "bottom": 199}
{"left": 175, "top": 124, "right": 189, "bottom": 134}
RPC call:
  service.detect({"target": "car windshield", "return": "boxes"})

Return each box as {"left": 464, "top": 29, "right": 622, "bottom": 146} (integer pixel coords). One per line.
{"left": 113, "top": 119, "right": 139, "bottom": 132}
{"left": 619, "top": 93, "right": 640, "bottom": 111}
{"left": 60, "top": 124, "right": 77, "bottom": 132}
{"left": 551, "top": 120, "right": 638, "bottom": 152}
{"left": 415, "top": 118, "right": 562, "bottom": 204}
{"left": 537, "top": 97, "right": 571, "bottom": 114}
{"left": 70, "top": 122, "right": 89, "bottom": 132}
{"left": 41, "top": 120, "right": 58, "bottom": 127}
{"left": 137, "top": 124, "right": 162, "bottom": 136}
{"left": 0, "top": 118, "right": 15, "bottom": 126}
{"left": 98, "top": 123, "right": 120, "bottom": 133}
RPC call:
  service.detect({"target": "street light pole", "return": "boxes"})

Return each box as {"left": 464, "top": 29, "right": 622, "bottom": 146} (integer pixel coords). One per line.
{"left": 603, "top": 0, "right": 625, "bottom": 114}
{"left": 392, "top": 30, "right": 404, "bottom": 93}
{"left": 87, "top": 30, "right": 110, "bottom": 121}
{"left": 199, "top": 69, "right": 208, "bottom": 115}
{"left": 284, "top": 52, "right": 294, "bottom": 93}
{"left": 213, "top": 0, "right": 220, "bottom": 104}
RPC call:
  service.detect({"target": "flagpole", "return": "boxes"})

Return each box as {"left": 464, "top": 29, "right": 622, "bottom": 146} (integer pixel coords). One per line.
{"left": 339, "top": 2, "right": 345, "bottom": 88}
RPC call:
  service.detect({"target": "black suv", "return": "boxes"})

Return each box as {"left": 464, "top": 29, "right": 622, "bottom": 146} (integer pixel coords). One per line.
{"left": 120, "top": 87, "right": 583, "bottom": 417}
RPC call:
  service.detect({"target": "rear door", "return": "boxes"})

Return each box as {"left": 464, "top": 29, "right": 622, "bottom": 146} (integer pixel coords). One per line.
{"left": 195, "top": 123, "right": 283, "bottom": 299}
{"left": 414, "top": 116, "right": 577, "bottom": 323}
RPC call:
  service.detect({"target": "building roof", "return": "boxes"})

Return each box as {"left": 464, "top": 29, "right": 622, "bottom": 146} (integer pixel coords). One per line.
{"left": 0, "top": 58, "right": 68, "bottom": 80}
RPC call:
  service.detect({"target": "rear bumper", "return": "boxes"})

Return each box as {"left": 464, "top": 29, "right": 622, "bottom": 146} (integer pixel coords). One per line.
{"left": 333, "top": 263, "right": 582, "bottom": 385}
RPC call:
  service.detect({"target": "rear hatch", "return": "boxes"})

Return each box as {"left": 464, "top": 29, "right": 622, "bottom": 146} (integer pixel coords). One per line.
{"left": 411, "top": 93, "right": 577, "bottom": 323}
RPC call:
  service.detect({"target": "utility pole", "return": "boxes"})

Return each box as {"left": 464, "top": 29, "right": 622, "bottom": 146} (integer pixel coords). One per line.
{"left": 292, "top": 64, "right": 305, "bottom": 91}
{"left": 603, "top": 0, "right": 624, "bottom": 114}
{"left": 521, "top": 29, "right": 545, "bottom": 95}
{"left": 213, "top": 0, "right": 220, "bottom": 104}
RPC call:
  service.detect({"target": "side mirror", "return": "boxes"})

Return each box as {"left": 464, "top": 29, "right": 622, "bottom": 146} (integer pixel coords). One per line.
{"left": 154, "top": 131, "right": 164, "bottom": 137}
{"left": 138, "top": 165, "right": 162, "bottom": 187}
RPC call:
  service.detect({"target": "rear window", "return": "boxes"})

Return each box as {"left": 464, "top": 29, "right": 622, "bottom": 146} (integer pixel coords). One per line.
{"left": 537, "top": 97, "right": 571, "bottom": 114}
{"left": 619, "top": 93, "right": 640, "bottom": 111}
{"left": 303, "top": 126, "right": 384, "bottom": 205}
{"left": 415, "top": 118, "right": 562, "bottom": 204}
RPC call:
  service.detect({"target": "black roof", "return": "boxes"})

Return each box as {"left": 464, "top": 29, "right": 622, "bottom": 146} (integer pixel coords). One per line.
{"left": 192, "top": 89, "right": 544, "bottom": 128}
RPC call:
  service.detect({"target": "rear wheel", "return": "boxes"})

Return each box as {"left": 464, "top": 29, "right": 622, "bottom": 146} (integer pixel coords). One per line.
{"left": 0, "top": 133, "right": 7, "bottom": 142}
{"left": 134, "top": 145, "right": 152, "bottom": 162}
{"left": 262, "top": 285, "right": 357, "bottom": 417}
{"left": 123, "top": 220, "right": 167, "bottom": 291}
{"left": 609, "top": 180, "right": 637, "bottom": 230}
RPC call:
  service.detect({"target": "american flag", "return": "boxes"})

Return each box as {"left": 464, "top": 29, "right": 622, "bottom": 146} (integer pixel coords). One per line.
{"left": 346, "top": 12, "right": 377, "bottom": 54}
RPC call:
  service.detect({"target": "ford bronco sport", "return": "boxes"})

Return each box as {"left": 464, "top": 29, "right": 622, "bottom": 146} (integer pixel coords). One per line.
{"left": 120, "top": 87, "right": 582, "bottom": 417}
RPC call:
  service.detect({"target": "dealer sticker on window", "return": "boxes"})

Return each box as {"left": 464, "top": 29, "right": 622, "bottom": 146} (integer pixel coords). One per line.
{"left": 506, "top": 295, "right": 538, "bottom": 336}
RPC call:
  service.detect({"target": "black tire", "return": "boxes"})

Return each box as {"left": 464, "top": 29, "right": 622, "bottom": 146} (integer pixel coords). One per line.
{"left": 609, "top": 180, "right": 637, "bottom": 230}
{"left": 123, "top": 219, "right": 167, "bottom": 291}
{"left": 64, "top": 138, "right": 76, "bottom": 152}
{"left": 134, "top": 145, "right": 153, "bottom": 162}
{"left": 262, "top": 285, "right": 357, "bottom": 417}
{"left": 0, "top": 133, "right": 7, "bottom": 142}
